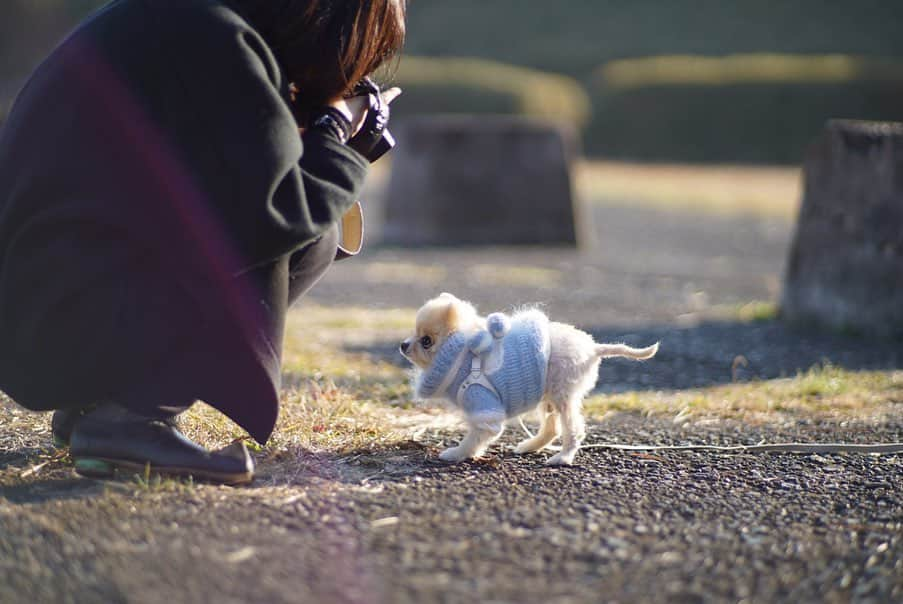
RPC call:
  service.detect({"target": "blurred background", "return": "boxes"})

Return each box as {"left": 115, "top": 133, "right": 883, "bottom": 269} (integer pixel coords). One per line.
{"left": 3, "top": 0, "right": 903, "bottom": 163}
{"left": 2, "top": 0, "right": 902, "bottom": 339}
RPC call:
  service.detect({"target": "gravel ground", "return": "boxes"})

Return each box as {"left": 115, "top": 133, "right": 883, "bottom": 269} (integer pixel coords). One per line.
{"left": 2, "top": 416, "right": 901, "bottom": 604}
{"left": 312, "top": 203, "right": 793, "bottom": 327}
{"left": 1, "top": 200, "right": 901, "bottom": 604}
{"left": 355, "top": 417, "right": 903, "bottom": 604}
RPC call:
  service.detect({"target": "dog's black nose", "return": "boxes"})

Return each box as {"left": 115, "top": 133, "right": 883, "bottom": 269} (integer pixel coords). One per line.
{"left": 400, "top": 341, "right": 410, "bottom": 354}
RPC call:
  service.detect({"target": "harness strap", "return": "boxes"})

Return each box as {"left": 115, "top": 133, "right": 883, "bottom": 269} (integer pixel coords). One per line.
{"left": 456, "top": 355, "right": 501, "bottom": 406}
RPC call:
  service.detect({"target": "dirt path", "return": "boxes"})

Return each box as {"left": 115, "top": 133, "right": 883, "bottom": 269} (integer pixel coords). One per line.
{"left": 2, "top": 200, "right": 901, "bottom": 604}
{"left": 2, "top": 416, "right": 901, "bottom": 604}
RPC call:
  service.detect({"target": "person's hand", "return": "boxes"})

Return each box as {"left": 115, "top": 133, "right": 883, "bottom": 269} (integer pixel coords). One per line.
{"left": 330, "top": 87, "right": 402, "bottom": 136}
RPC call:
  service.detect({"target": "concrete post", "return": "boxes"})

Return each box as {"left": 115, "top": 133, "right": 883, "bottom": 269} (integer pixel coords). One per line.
{"left": 382, "top": 115, "right": 581, "bottom": 246}
{"left": 782, "top": 120, "right": 903, "bottom": 338}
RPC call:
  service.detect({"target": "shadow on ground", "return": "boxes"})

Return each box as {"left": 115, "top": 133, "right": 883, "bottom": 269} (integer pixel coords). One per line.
{"left": 1, "top": 477, "right": 106, "bottom": 504}
{"left": 348, "top": 319, "right": 903, "bottom": 392}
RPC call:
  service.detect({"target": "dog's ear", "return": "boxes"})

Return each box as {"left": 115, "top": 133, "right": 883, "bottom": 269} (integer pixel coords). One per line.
{"left": 442, "top": 298, "right": 479, "bottom": 332}
{"left": 442, "top": 299, "right": 461, "bottom": 331}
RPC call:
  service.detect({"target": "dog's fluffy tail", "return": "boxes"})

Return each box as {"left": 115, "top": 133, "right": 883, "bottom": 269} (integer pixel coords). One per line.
{"left": 594, "top": 342, "right": 659, "bottom": 360}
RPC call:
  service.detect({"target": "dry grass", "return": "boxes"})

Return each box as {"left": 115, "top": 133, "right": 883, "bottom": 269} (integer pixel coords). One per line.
{"left": 0, "top": 303, "right": 436, "bottom": 486}
{"left": 0, "top": 393, "right": 55, "bottom": 454}
{"left": 697, "top": 301, "right": 780, "bottom": 324}
{"left": 357, "top": 262, "right": 448, "bottom": 286}
{"left": 585, "top": 365, "right": 903, "bottom": 425}
{"left": 179, "top": 303, "right": 455, "bottom": 483}
{"left": 2, "top": 302, "right": 900, "bottom": 487}
{"left": 469, "top": 264, "right": 562, "bottom": 289}
{"left": 576, "top": 160, "right": 802, "bottom": 219}
{"left": 281, "top": 304, "right": 411, "bottom": 386}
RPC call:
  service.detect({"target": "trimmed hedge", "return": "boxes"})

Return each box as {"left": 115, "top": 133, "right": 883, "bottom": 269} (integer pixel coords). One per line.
{"left": 587, "top": 54, "right": 903, "bottom": 163}
{"left": 597, "top": 54, "right": 903, "bottom": 89}
{"left": 387, "top": 56, "right": 590, "bottom": 129}
{"left": 388, "top": 54, "right": 903, "bottom": 163}
{"left": 587, "top": 81, "right": 903, "bottom": 163}
{"left": 403, "top": 1, "right": 903, "bottom": 81}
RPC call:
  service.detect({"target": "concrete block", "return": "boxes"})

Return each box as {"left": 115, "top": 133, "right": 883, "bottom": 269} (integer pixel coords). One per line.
{"left": 782, "top": 120, "right": 903, "bottom": 338}
{"left": 382, "top": 115, "right": 580, "bottom": 246}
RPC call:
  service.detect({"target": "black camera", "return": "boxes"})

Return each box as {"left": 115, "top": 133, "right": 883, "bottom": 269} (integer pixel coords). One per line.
{"left": 346, "top": 77, "right": 395, "bottom": 163}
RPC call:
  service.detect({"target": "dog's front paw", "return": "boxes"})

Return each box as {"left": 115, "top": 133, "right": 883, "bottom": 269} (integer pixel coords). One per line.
{"left": 438, "top": 446, "right": 472, "bottom": 462}
{"left": 546, "top": 451, "right": 576, "bottom": 466}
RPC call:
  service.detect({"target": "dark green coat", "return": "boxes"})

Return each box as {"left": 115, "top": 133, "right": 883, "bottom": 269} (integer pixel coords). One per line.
{"left": 0, "top": 0, "right": 369, "bottom": 442}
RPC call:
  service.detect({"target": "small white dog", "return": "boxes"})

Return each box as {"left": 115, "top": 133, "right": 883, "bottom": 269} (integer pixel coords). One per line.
{"left": 400, "top": 293, "right": 658, "bottom": 465}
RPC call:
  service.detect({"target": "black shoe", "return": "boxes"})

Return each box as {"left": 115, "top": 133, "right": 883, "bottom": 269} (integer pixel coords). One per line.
{"left": 51, "top": 406, "right": 96, "bottom": 448}
{"left": 69, "top": 405, "right": 254, "bottom": 485}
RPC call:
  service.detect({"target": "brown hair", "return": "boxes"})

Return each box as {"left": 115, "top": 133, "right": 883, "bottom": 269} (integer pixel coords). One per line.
{"left": 231, "top": 0, "right": 406, "bottom": 114}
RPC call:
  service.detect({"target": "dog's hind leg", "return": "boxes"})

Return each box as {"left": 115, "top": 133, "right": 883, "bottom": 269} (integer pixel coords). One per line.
{"left": 439, "top": 410, "right": 506, "bottom": 462}
{"left": 547, "top": 397, "right": 585, "bottom": 465}
{"left": 514, "top": 403, "right": 560, "bottom": 454}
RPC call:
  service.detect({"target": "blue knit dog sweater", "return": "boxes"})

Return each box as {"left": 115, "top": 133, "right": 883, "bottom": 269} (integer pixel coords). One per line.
{"left": 414, "top": 309, "right": 551, "bottom": 418}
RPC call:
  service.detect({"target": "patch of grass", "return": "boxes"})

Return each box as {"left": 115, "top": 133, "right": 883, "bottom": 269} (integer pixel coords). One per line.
{"left": 131, "top": 465, "right": 197, "bottom": 494}
{"left": 0, "top": 303, "right": 429, "bottom": 487}
{"left": 469, "top": 264, "right": 561, "bottom": 289}
{"left": 576, "top": 160, "right": 801, "bottom": 219}
{"left": 179, "top": 377, "right": 444, "bottom": 484}
{"left": 736, "top": 301, "right": 779, "bottom": 323}
{"left": 790, "top": 363, "right": 854, "bottom": 399}
{"left": 182, "top": 381, "right": 407, "bottom": 454}
{"left": 359, "top": 262, "right": 448, "bottom": 286}
{"left": 182, "top": 304, "right": 434, "bottom": 481}
{"left": 293, "top": 304, "right": 415, "bottom": 331}
{"left": 0, "top": 394, "right": 54, "bottom": 453}
{"left": 585, "top": 365, "right": 903, "bottom": 423}
{"left": 703, "top": 300, "right": 780, "bottom": 323}
{"left": 281, "top": 304, "right": 412, "bottom": 386}
{"left": 178, "top": 305, "right": 423, "bottom": 453}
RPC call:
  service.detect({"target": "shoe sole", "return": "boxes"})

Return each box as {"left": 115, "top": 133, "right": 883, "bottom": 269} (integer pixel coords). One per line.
{"left": 74, "top": 457, "right": 253, "bottom": 486}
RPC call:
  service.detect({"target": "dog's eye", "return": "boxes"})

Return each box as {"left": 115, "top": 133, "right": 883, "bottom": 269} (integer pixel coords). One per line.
{"left": 420, "top": 335, "right": 433, "bottom": 349}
